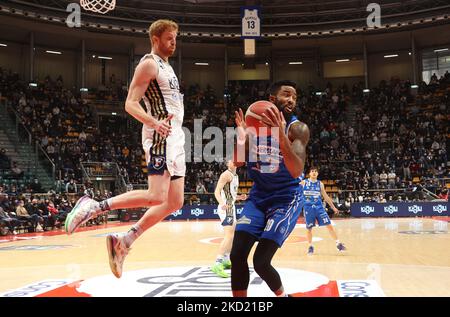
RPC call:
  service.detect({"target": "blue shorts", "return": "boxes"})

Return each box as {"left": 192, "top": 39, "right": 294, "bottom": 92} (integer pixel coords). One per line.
{"left": 235, "top": 191, "right": 303, "bottom": 247}
{"left": 304, "top": 204, "right": 331, "bottom": 229}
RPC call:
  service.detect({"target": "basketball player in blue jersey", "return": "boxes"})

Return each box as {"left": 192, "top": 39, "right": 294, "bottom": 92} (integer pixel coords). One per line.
{"left": 64, "top": 20, "right": 186, "bottom": 278}
{"left": 301, "top": 166, "right": 346, "bottom": 255}
{"left": 231, "top": 80, "right": 310, "bottom": 297}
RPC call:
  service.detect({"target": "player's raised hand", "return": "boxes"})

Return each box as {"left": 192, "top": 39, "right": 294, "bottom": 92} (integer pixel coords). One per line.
{"left": 261, "top": 107, "right": 285, "bottom": 128}
{"left": 235, "top": 108, "right": 247, "bottom": 142}
{"left": 260, "top": 108, "right": 287, "bottom": 139}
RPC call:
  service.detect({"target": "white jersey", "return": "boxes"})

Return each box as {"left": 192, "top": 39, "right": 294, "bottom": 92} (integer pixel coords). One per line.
{"left": 220, "top": 170, "right": 239, "bottom": 206}
{"left": 218, "top": 170, "right": 239, "bottom": 226}
{"left": 140, "top": 53, "right": 186, "bottom": 177}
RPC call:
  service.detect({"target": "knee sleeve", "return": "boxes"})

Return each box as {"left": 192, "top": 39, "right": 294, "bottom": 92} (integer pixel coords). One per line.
{"left": 252, "top": 238, "right": 282, "bottom": 292}
{"left": 230, "top": 231, "right": 256, "bottom": 291}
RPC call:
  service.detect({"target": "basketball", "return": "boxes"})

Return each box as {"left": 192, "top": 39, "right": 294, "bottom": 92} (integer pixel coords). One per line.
{"left": 245, "top": 100, "right": 279, "bottom": 136}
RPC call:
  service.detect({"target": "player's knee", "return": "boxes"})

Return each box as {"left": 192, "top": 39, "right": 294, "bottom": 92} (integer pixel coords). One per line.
{"left": 168, "top": 195, "right": 184, "bottom": 211}
{"left": 230, "top": 248, "right": 245, "bottom": 265}
{"left": 253, "top": 256, "right": 270, "bottom": 274}
{"left": 147, "top": 191, "right": 168, "bottom": 206}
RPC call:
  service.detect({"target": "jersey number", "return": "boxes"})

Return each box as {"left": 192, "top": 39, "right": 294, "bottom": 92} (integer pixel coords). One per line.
{"left": 264, "top": 219, "right": 274, "bottom": 232}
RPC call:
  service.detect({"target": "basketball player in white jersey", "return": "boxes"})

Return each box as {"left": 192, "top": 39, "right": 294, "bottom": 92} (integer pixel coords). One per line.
{"left": 64, "top": 20, "right": 185, "bottom": 278}
{"left": 211, "top": 160, "right": 247, "bottom": 278}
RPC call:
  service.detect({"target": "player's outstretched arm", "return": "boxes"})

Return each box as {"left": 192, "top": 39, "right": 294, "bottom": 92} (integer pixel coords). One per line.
{"left": 214, "top": 172, "right": 232, "bottom": 208}
{"left": 320, "top": 182, "right": 339, "bottom": 213}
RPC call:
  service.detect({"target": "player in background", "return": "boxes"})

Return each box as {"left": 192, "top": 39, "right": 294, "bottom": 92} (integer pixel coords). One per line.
{"left": 301, "top": 166, "right": 346, "bottom": 255}
{"left": 211, "top": 160, "right": 247, "bottom": 278}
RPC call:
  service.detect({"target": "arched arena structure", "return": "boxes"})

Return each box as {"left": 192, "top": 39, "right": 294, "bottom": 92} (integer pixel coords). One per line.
{"left": 0, "top": 0, "right": 448, "bottom": 303}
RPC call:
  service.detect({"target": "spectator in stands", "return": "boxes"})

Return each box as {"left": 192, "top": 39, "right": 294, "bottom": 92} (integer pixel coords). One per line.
{"left": 0, "top": 148, "right": 11, "bottom": 169}
{"left": 15, "top": 199, "right": 40, "bottom": 231}
{"left": 341, "top": 197, "right": 351, "bottom": 216}
{"left": 0, "top": 193, "right": 13, "bottom": 213}
{"left": 25, "top": 198, "right": 46, "bottom": 231}
{"left": 1, "top": 70, "right": 448, "bottom": 202}
{"left": 65, "top": 179, "right": 78, "bottom": 193}
{"left": 46, "top": 200, "right": 62, "bottom": 228}
{"left": 387, "top": 170, "right": 397, "bottom": 189}
{"left": 379, "top": 171, "right": 388, "bottom": 189}
{"left": 79, "top": 130, "right": 87, "bottom": 142}
{"left": 371, "top": 171, "right": 380, "bottom": 189}
{"left": 40, "top": 199, "right": 56, "bottom": 229}
{"left": 11, "top": 162, "right": 24, "bottom": 178}
{"left": 56, "top": 199, "right": 71, "bottom": 224}
{"left": 437, "top": 188, "right": 448, "bottom": 201}
{"left": 29, "top": 178, "right": 42, "bottom": 193}
{"left": 0, "top": 194, "right": 20, "bottom": 234}
{"left": 196, "top": 181, "right": 207, "bottom": 194}
{"left": 403, "top": 160, "right": 411, "bottom": 180}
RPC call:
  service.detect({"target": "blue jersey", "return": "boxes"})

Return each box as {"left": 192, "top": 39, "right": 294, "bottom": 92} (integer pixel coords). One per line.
{"left": 302, "top": 178, "right": 323, "bottom": 207}
{"left": 247, "top": 115, "right": 301, "bottom": 205}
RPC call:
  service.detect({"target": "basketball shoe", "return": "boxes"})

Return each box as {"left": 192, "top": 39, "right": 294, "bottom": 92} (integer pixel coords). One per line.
{"left": 106, "top": 234, "right": 130, "bottom": 278}
{"left": 64, "top": 195, "right": 99, "bottom": 235}
{"left": 336, "top": 242, "right": 347, "bottom": 251}
{"left": 211, "top": 262, "right": 229, "bottom": 278}
{"left": 222, "top": 259, "right": 232, "bottom": 270}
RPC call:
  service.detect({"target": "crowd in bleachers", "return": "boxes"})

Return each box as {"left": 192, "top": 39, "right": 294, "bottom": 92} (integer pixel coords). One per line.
{"left": 0, "top": 185, "right": 110, "bottom": 235}
{"left": 313, "top": 79, "right": 447, "bottom": 194}
{"left": 0, "top": 69, "right": 145, "bottom": 192}
{"left": 0, "top": 66, "right": 448, "bottom": 228}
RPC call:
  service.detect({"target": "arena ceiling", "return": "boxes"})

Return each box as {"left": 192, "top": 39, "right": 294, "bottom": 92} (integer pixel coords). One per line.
{"left": 0, "top": 0, "right": 449, "bottom": 38}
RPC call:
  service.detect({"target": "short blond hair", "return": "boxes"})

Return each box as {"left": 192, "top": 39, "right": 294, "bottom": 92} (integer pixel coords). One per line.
{"left": 149, "top": 19, "right": 178, "bottom": 43}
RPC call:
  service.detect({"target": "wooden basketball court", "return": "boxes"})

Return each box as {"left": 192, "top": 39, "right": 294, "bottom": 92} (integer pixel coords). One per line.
{"left": 0, "top": 217, "right": 448, "bottom": 297}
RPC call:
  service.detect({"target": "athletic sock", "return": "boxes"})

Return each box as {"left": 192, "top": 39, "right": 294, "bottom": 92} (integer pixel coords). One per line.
{"left": 275, "top": 287, "right": 286, "bottom": 297}
{"left": 98, "top": 198, "right": 113, "bottom": 213}
{"left": 122, "top": 224, "right": 143, "bottom": 248}
{"left": 215, "top": 255, "right": 224, "bottom": 265}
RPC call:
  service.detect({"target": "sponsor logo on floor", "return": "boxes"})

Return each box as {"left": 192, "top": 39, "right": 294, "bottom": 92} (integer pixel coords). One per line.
{"left": 0, "top": 267, "right": 385, "bottom": 297}
{"left": 0, "top": 236, "right": 39, "bottom": 243}
{"left": 91, "top": 232, "right": 125, "bottom": 237}
{"left": 398, "top": 230, "right": 448, "bottom": 235}
{"left": 199, "top": 236, "right": 322, "bottom": 245}
{"left": 0, "top": 245, "right": 76, "bottom": 251}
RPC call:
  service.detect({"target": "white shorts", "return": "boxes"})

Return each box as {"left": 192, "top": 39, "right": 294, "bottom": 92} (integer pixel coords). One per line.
{"left": 217, "top": 204, "right": 237, "bottom": 226}
{"left": 143, "top": 127, "right": 186, "bottom": 177}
